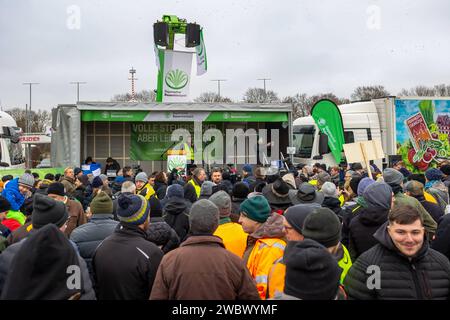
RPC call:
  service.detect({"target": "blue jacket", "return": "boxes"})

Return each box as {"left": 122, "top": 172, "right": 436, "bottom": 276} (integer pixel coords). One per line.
{"left": 1, "top": 178, "right": 25, "bottom": 211}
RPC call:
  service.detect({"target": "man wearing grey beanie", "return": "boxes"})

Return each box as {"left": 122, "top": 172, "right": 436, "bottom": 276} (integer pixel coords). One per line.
{"left": 150, "top": 199, "right": 259, "bottom": 300}
{"left": 383, "top": 168, "right": 437, "bottom": 235}
{"left": 210, "top": 191, "right": 248, "bottom": 258}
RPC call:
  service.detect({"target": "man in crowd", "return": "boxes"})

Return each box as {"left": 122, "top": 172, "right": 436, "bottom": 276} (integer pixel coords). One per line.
{"left": 150, "top": 199, "right": 259, "bottom": 300}
{"left": 60, "top": 167, "right": 82, "bottom": 198}
{"left": 404, "top": 180, "right": 444, "bottom": 223}
{"left": 1, "top": 173, "right": 34, "bottom": 232}
{"left": 184, "top": 167, "right": 206, "bottom": 202}
{"left": 93, "top": 193, "right": 163, "bottom": 300}
{"left": 210, "top": 191, "right": 248, "bottom": 258}
{"left": 0, "top": 193, "right": 95, "bottom": 299}
{"left": 344, "top": 206, "right": 450, "bottom": 299}
{"left": 47, "top": 182, "right": 86, "bottom": 237}
{"left": 239, "top": 195, "right": 286, "bottom": 299}
{"left": 70, "top": 191, "right": 119, "bottom": 280}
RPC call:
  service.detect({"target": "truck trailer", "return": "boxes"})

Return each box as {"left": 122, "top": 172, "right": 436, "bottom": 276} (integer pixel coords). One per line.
{"left": 293, "top": 97, "right": 450, "bottom": 172}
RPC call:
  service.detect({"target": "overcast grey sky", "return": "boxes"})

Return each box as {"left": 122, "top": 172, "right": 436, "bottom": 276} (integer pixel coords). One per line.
{"left": 1, "top": 0, "right": 449, "bottom": 110}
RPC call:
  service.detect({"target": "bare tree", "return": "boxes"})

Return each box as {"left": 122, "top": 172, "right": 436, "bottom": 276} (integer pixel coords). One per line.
{"left": 282, "top": 94, "right": 310, "bottom": 118}
{"left": 5, "top": 108, "right": 51, "bottom": 133}
{"left": 283, "top": 93, "right": 350, "bottom": 119}
{"left": 194, "top": 92, "right": 233, "bottom": 103}
{"left": 111, "top": 89, "right": 156, "bottom": 102}
{"left": 243, "top": 88, "right": 280, "bottom": 103}
{"left": 351, "top": 85, "right": 390, "bottom": 101}
{"left": 399, "top": 84, "right": 450, "bottom": 97}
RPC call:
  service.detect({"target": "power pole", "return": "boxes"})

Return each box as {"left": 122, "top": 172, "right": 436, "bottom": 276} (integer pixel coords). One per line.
{"left": 128, "top": 67, "right": 138, "bottom": 101}
{"left": 70, "top": 81, "right": 87, "bottom": 103}
{"left": 257, "top": 77, "right": 272, "bottom": 94}
{"left": 211, "top": 79, "right": 227, "bottom": 98}
{"left": 22, "top": 82, "right": 39, "bottom": 168}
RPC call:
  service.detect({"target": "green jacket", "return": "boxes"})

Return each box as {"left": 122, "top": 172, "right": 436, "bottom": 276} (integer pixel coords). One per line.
{"left": 394, "top": 192, "right": 437, "bottom": 234}
{"left": 6, "top": 210, "right": 26, "bottom": 225}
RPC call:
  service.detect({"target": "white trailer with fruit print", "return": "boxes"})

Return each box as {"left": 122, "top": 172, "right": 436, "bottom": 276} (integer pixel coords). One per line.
{"left": 293, "top": 97, "right": 450, "bottom": 172}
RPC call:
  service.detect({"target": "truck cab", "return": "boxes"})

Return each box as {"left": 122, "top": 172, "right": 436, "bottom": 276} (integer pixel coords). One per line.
{"left": 0, "top": 112, "right": 25, "bottom": 168}
{"left": 293, "top": 101, "right": 383, "bottom": 168}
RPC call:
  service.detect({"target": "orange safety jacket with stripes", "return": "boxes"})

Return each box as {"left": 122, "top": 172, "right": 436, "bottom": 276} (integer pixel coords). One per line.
{"left": 246, "top": 238, "right": 286, "bottom": 300}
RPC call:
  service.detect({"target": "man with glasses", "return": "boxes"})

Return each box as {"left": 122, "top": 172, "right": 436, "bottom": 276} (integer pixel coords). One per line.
{"left": 238, "top": 195, "right": 286, "bottom": 300}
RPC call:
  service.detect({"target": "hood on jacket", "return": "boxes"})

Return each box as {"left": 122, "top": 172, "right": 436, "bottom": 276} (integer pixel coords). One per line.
{"left": 363, "top": 182, "right": 392, "bottom": 210}
{"left": 251, "top": 213, "right": 285, "bottom": 239}
{"left": 164, "top": 197, "right": 189, "bottom": 216}
{"left": 373, "top": 221, "right": 429, "bottom": 261}
{"left": 358, "top": 207, "right": 389, "bottom": 226}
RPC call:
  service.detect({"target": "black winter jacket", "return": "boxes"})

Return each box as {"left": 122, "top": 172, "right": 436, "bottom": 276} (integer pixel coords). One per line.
{"left": 432, "top": 214, "right": 450, "bottom": 261}
{"left": 415, "top": 195, "right": 444, "bottom": 224}
{"left": 92, "top": 223, "right": 163, "bottom": 300}
{"left": 344, "top": 222, "right": 450, "bottom": 300}
{"left": 70, "top": 214, "right": 119, "bottom": 280}
{"left": 163, "top": 197, "right": 190, "bottom": 242}
{"left": 341, "top": 203, "right": 363, "bottom": 248}
{"left": 154, "top": 181, "right": 167, "bottom": 200}
{"left": 146, "top": 222, "right": 180, "bottom": 254}
{"left": 348, "top": 206, "right": 389, "bottom": 260}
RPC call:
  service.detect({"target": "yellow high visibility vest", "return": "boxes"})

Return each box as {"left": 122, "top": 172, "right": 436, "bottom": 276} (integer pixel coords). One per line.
{"left": 184, "top": 143, "right": 194, "bottom": 161}
{"left": 188, "top": 178, "right": 201, "bottom": 198}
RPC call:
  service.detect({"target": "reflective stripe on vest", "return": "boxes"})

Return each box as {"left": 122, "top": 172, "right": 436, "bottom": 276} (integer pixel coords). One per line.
{"left": 255, "top": 275, "right": 268, "bottom": 284}
{"left": 272, "top": 242, "right": 285, "bottom": 251}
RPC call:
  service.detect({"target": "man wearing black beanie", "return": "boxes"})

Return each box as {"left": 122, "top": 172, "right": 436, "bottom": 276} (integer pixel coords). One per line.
{"left": 266, "top": 203, "right": 320, "bottom": 298}
{"left": 47, "top": 182, "right": 87, "bottom": 237}
{"left": 272, "top": 239, "right": 343, "bottom": 300}
{"left": 302, "top": 207, "right": 353, "bottom": 285}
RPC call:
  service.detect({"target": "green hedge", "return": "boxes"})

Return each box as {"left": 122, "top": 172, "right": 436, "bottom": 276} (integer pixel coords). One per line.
{"left": 0, "top": 168, "right": 65, "bottom": 179}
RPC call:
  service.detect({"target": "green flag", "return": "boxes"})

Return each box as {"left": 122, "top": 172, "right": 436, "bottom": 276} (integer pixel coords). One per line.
{"left": 311, "top": 99, "right": 345, "bottom": 163}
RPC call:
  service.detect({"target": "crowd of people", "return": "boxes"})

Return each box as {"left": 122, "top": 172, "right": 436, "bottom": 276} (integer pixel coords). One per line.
{"left": 0, "top": 157, "right": 449, "bottom": 300}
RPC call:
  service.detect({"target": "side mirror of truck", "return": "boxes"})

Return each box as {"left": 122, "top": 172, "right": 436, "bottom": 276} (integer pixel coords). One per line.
{"left": 318, "top": 133, "right": 329, "bottom": 155}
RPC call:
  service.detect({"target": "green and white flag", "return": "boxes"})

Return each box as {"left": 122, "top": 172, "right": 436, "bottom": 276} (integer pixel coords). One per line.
{"left": 196, "top": 29, "right": 207, "bottom": 75}
{"left": 161, "top": 50, "right": 193, "bottom": 102}
{"left": 154, "top": 44, "right": 161, "bottom": 70}
{"left": 311, "top": 99, "right": 345, "bottom": 163}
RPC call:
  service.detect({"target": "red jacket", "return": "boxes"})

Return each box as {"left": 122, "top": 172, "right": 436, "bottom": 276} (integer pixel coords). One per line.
{"left": 2, "top": 219, "right": 21, "bottom": 232}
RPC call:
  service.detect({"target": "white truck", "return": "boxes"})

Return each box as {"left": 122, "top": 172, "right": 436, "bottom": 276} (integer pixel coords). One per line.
{"left": 293, "top": 97, "right": 450, "bottom": 173}
{"left": 0, "top": 111, "right": 25, "bottom": 168}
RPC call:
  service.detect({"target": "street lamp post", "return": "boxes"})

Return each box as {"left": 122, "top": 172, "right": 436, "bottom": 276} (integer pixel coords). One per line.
{"left": 70, "top": 81, "right": 87, "bottom": 103}
{"left": 257, "top": 78, "right": 271, "bottom": 95}
{"left": 22, "top": 82, "right": 39, "bottom": 169}
{"left": 211, "top": 79, "right": 227, "bottom": 98}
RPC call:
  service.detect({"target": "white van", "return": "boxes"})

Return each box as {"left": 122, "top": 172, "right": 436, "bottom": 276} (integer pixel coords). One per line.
{"left": 292, "top": 101, "right": 383, "bottom": 168}
{"left": 0, "top": 111, "right": 25, "bottom": 168}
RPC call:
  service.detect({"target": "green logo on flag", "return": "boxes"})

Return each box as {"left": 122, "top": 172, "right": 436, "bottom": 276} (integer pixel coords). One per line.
{"left": 165, "top": 69, "right": 189, "bottom": 90}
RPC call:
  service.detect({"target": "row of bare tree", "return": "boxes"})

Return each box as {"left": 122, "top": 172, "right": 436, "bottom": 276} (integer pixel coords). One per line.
{"left": 111, "top": 84, "right": 450, "bottom": 119}
{"left": 4, "top": 109, "right": 51, "bottom": 133}
{"left": 4, "top": 84, "right": 448, "bottom": 133}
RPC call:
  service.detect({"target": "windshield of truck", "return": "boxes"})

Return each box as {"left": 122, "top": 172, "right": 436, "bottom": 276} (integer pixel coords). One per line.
{"left": 293, "top": 125, "right": 315, "bottom": 158}
{"left": 5, "top": 139, "right": 25, "bottom": 165}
